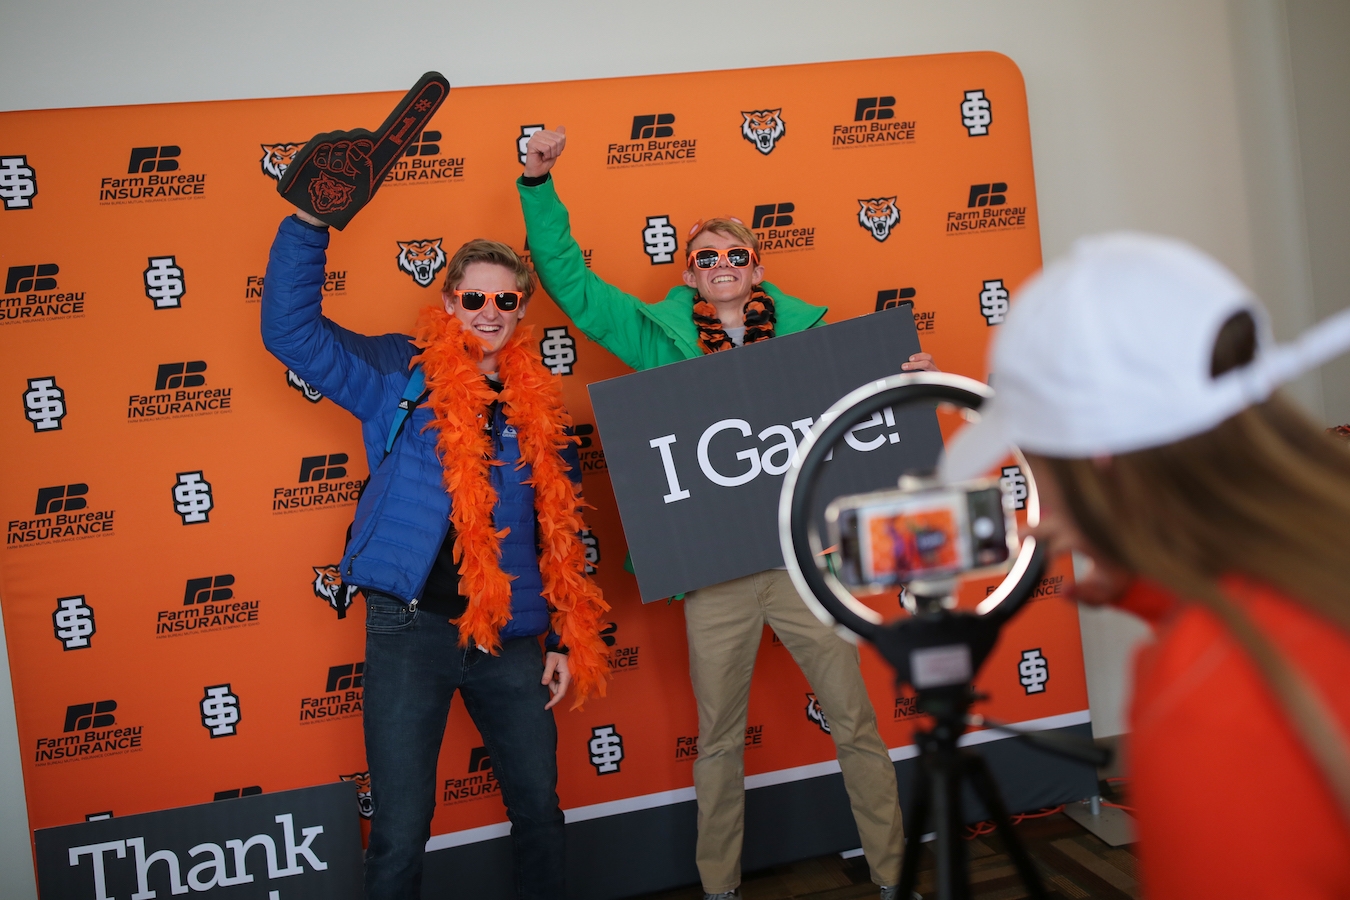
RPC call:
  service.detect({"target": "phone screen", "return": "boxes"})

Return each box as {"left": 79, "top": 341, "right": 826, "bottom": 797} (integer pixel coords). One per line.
{"left": 833, "top": 485, "right": 1009, "bottom": 586}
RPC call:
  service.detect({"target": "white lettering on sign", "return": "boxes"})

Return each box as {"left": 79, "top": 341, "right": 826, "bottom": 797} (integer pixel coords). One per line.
{"left": 649, "top": 434, "right": 691, "bottom": 503}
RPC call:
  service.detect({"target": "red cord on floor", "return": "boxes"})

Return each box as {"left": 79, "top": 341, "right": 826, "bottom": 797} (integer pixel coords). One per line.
{"left": 963, "top": 806, "right": 1065, "bottom": 839}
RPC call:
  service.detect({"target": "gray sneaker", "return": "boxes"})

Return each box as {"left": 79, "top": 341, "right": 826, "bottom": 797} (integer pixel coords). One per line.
{"left": 702, "top": 892, "right": 739, "bottom": 900}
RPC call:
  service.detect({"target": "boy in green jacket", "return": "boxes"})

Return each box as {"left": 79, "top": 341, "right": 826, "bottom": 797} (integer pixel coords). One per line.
{"left": 519, "top": 127, "right": 933, "bottom": 900}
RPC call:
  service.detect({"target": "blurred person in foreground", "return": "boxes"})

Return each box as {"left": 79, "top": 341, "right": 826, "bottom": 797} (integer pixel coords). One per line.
{"left": 941, "top": 232, "right": 1350, "bottom": 898}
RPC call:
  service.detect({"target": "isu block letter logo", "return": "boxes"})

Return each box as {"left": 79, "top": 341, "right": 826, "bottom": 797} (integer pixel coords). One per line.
{"left": 854, "top": 96, "right": 895, "bottom": 121}
{"left": 144, "top": 256, "right": 186, "bottom": 309}
{"left": 642, "top": 216, "right": 677, "bottom": 265}
{"left": 741, "top": 109, "right": 785, "bottom": 155}
{"left": 53, "top": 596, "right": 95, "bottom": 650}
{"left": 24, "top": 377, "right": 67, "bottom": 432}
{"left": 7, "top": 263, "right": 58, "bottom": 293}
{"left": 184, "top": 574, "right": 234, "bottom": 605}
{"left": 805, "top": 693, "right": 831, "bottom": 734}
{"left": 128, "top": 145, "right": 180, "bottom": 174}
{"left": 66, "top": 700, "right": 116, "bottom": 731}
{"left": 540, "top": 327, "right": 577, "bottom": 375}
{"left": 961, "top": 89, "right": 992, "bottom": 136}
{"left": 1018, "top": 649, "right": 1048, "bottom": 694}
{"left": 631, "top": 114, "right": 675, "bottom": 140}
{"left": 173, "top": 471, "right": 213, "bottom": 524}
{"left": 260, "top": 142, "right": 303, "bottom": 181}
{"left": 286, "top": 369, "right": 323, "bottom": 403}
{"left": 36, "top": 483, "right": 87, "bottom": 515}
{"left": 201, "top": 684, "right": 241, "bottom": 736}
{"left": 313, "top": 565, "right": 359, "bottom": 619}
{"left": 341, "top": 771, "right": 374, "bottom": 818}
{"left": 517, "top": 125, "right": 544, "bottom": 165}
{"left": 980, "top": 279, "right": 1009, "bottom": 326}
{"left": 589, "top": 725, "right": 624, "bottom": 774}
{"left": 0, "top": 155, "right": 37, "bottom": 209}
{"left": 395, "top": 239, "right": 447, "bottom": 287}
{"left": 1000, "top": 466, "right": 1027, "bottom": 511}
{"left": 857, "top": 198, "right": 900, "bottom": 242}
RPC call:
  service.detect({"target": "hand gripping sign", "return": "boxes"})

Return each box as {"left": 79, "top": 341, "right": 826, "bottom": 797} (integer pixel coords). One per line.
{"left": 277, "top": 72, "right": 450, "bottom": 229}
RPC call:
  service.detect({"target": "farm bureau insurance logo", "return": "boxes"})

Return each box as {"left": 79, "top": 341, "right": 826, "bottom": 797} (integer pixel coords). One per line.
{"left": 299, "top": 663, "right": 363, "bottom": 725}
{"left": 384, "top": 130, "right": 465, "bottom": 185}
{"left": 444, "top": 746, "right": 502, "bottom": 805}
{"left": 831, "top": 95, "right": 916, "bottom": 148}
{"left": 600, "top": 622, "right": 640, "bottom": 673}
{"left": 157, "top": 574, "right": 260, "bottom": 638}
{"left": 2, "top": 262, "right": 85, "bottom": 326}
{"left": 128, "top": 361, "right": 233, "bottom": 422}
{"left": 35, "top": 700, "right": 142, "bottom": 766}
{"left": 741, "top": 109, "right": 786, "bottom": 155}
{"left": 0, "top": 155, "right": 38, "bottom": 209}
{"left": 606, "top": 113, "right": 697, "bottom": 168}
{"left": 752, "top": 202, "right": 814, "bottom": 254}
{"left": 243, "top": 268, "right": 345, "bottom": 302}
{"left": 946, "top": 182, "right": 1027, "bottom": 235}
{"left": 8, "top": 483, "right": 114, "bottom": 549}
{"left": 99, "top": 145, "right": 208, "bottom": 205}
{"left": 273, "top": 454, "right": 363, "bottom": 514}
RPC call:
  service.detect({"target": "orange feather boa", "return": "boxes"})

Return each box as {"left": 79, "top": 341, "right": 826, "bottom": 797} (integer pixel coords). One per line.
{"left": 411, "top": 306, "right": 610, "bottom": 708}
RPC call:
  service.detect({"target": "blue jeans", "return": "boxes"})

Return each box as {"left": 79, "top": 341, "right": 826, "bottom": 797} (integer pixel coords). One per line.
{"left": 362, "top": 593, "right": 565, "bottom": 900}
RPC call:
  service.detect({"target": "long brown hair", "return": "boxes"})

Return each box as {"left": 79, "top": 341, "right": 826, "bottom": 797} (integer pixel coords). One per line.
{"left": 1035, "top": 311, "right": 1350, "bottom": 821}
{"left": 1039, "top": 395, "right": 1350, "bottom": 632}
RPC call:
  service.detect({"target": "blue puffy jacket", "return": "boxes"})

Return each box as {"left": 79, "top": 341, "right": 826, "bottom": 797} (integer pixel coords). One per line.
{"left": 261, "top": 215, "right": 574, "bottom": 643}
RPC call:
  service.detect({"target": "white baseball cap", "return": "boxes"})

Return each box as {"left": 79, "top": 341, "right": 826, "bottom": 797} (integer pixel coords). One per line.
{"left": 941, "top": 231, "right": 1350, "bottom": 482}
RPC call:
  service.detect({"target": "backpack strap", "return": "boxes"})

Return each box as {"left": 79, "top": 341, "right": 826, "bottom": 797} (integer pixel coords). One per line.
{"left": 386, "top": 365, "right": 428, "bottom": 456}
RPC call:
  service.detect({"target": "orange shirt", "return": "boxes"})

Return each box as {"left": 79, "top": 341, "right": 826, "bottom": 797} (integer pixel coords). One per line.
{"left": 1122, "top": 578, "right": 1350, "bottom": 898}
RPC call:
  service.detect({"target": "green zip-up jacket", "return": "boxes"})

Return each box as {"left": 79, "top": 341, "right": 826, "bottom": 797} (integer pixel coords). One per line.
{"left": 517, "top": 175, "right": 828, "bottom": 372}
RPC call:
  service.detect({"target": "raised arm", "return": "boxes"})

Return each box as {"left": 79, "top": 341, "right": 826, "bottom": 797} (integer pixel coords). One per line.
{"left": 518, "top": 128, "right": 680, "bottom": 371}
{"left": 261, "top": 215, "right": 413, "bottom": 421}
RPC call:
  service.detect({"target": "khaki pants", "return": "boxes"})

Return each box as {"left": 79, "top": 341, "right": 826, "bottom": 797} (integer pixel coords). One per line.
{"left": 684, "top": 569, "right": 904, "bottom": 893}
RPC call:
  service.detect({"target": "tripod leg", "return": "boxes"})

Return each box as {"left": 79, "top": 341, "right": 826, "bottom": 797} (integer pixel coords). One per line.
{"left": 963, "top": 753, "right": 1048, "bottom": 900}
{"left": 931, "top": 761, "right": 970, "bottom": 900}
{"left": 896, "top": 758, "right": 931, "bottom": 897}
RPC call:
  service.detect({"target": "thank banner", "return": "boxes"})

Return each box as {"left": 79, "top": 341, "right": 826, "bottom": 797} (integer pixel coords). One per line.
{"left": 0, "top": 51, "right": 1089, "bottom": 896}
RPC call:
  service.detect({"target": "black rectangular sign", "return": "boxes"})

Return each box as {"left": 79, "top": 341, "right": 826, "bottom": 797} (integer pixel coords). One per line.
{"left": 35, "top": 781, "right": 362, "bottom": 899}
{"left": 588, "top": 305, "right": 945, "bottom": 601}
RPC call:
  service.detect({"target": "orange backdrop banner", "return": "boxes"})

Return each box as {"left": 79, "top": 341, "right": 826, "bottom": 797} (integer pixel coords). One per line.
{"left": 0, "top": 51, "right": 1087, "bottom": 851}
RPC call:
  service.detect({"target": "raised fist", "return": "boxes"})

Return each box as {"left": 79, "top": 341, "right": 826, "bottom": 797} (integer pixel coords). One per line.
{"left": 524, "top": 126, "right": 567, "bottom": 179}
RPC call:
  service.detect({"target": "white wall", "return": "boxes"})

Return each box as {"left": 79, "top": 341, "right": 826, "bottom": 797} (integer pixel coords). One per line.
{"left": 1, "top": 2, "right": 1336, "bottom": 896}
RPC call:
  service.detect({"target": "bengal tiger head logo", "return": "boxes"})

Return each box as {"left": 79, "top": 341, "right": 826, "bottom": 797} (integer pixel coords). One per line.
{"left": 313, "top": 565, "right": 358, "bottom": 619}
{"left": 805, "top": 692, "right": 831, "bottom": 734}
{"left": 740, "top": 109, "right": 786, "bottom": 155}
{"left": 286, "top": 368, "right": 322, "bottom": 403}
{"left": 396, "top": 239, "right": 448, "bottom": 288}
{"left": 857, "top": 197, "right": 900, "bottom": 242}
{"left": 260, "top": 143, "right": 304, "bottom": 181}
{"left": 340, "top": 771, "right": 373, "bottom": 819}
